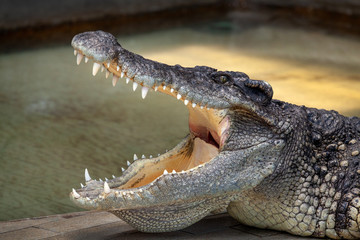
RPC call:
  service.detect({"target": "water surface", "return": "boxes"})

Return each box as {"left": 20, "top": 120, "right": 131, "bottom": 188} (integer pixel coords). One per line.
{"left": 0, "top": 21, "right": 359, "bottom": 220}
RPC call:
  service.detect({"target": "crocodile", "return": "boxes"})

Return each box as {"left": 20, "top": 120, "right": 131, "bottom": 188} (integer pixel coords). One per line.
{"left": 69, "top": 30, "right": 360, "bottom": 239}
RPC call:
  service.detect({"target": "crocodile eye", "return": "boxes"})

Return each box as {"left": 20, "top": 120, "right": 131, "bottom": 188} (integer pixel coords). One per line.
{"left": 219, "top": 75, "right": 228, "bottom": 83}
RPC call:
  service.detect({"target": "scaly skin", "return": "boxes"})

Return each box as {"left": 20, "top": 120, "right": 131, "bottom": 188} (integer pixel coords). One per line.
{"left": 69, "top": 31, "right": 360, "bottom": 239}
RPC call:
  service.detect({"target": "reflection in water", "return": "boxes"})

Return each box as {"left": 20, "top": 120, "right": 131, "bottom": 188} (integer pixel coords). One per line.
{"left": 0, "top": 21, "right": 359, "bottom": 220}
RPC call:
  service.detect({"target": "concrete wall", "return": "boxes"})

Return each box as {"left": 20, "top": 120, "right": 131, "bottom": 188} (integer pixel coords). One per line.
{"left": 0, "top": 0, "right": 359, "bottom": 51}
{"left": 2, "top": 0, "right": 359, "bottom": 30}
{"left": 0, "top": 0, "right": 222, "bottom": 29}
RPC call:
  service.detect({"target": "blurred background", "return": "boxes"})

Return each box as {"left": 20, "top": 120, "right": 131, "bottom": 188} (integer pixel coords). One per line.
{"left": 0, "top": 0, "right": 359, "bottom": 221}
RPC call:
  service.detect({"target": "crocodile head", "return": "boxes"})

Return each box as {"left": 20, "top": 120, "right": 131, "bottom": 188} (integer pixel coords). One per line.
{"left": 70, "top": 30, "right": 285, "bottom": 232}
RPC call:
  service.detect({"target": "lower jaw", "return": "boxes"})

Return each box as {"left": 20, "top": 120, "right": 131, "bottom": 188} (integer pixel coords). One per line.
{"left": 71, "top": 133, "right": 221, "bottom": 202}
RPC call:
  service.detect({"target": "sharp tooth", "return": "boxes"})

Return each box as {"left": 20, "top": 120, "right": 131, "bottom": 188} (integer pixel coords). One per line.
{"left": 149, "top": 155, "right": 153, "bottom": 158}
{"left": 200, "top": 106, "right": 204, "bottom": 109}
{"left": 163, "top": 85, "right": 166, "bottom": 90}
{"left": 99, "top": 178, "right": 103, "bottom": 182}
{"left": 121, "top": 167, "right": 125, "bottom": 172}
{"left": 121, "top": 72, "right": 124, "bottom": 78}
{"left": 133, "top": 82, "right": 138, "bottom": 91}
{"left": 105, "top": 177, "right": 108, "bottom": 181}
{"left": 141, "top": 87, "right": 149, "bottom": 99}
{"left": 192, "top": 103, "right": 196, "bottom": 108}
{"left": 112, "top": 75, "right": 119, "bottom": 86}
{"left": 112, "top": 175, "right": 116, "bottom": 178}
{"left": 126, "top": 77, "right": 130, "bottom": 84}
{"left": 85, "top": 168, "right": 91, "bottom": 182}
{"left": 117, "top": 66, "right": 120, "bottom": 71}
{"left": 139, "top": 189, "right": 143, "bottom": 193}
{"left": 86, "top": 197, "right": 91, "bottom": 201}
{"left": 158, "top": 153, "right": 160, "bottom": 156}
{"left": 80, "top": 183, "right": 84, "bottom": 188}
{"left": 105, "top": 70, "right": 110, "bottom": 78}
{"left": 163, "top": 169, "right": 168, "bottom": 175}
{"left": 142, "top": 154, "right": 146, "bottom": 159}
{"left": 184, "top": 99, "right": 189, "bottom": 105}
{"left": 177, "top": 93, "right": 181, "bottom": 100}
{"left": 76, "top": 53, "right": 83, "bottom": 65}
{"left": 72, "top": 188, "right": 80, "bottom": 199}
{"left": 74, "top": 50, "right": 77, "bottom": 56}
{"left": 172, "top": 170, "right": 176, "bottom": 174}
{"left": 104, "top": 182, "right": 111, "bottom": 193}
{"left": 92, "top": 62, "right": 101, "bottom": 76}
{"left": 170, "top": 88, "right": 174, "bottom": 93}
{"left": 85, "top": 57, "right": 89, "bottom": 63}
{"left": 107, "top": 61, "right": 110, "bottom": 68}
{"left": 181, "top": 170, "right": 185, "bottom": 173}
{"left": 101, "top": 65, "right": 104, "bottom": 72}
{"left": 133, "top": 154, "right": 138, "bottom": 160}
{"left": 127, "top": 161, "right": 131, "bottom": 166}
{"left": 154, "top": 86, "right": 158, "bottom": 91}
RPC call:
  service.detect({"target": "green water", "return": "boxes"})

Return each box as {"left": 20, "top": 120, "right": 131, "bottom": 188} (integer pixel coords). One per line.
{"left": 0, "top": 21, "right": 359, "bottom": 221}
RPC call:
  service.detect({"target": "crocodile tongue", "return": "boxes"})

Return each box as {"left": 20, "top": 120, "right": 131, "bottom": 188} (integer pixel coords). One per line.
{"left": 186, "top": 137, "right": 218, "bottom": 169}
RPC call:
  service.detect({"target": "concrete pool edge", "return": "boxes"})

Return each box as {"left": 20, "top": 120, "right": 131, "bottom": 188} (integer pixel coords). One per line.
{"left": 0, "top": 211, "right": 312, "bottom": 239}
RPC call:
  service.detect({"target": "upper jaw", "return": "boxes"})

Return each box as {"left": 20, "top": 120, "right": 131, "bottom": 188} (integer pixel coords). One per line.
{"left": 71, "top": 31, "right": 239, "bottom": 109}
{"left": 71, "top": 30, "right": 275, "bottom": 116}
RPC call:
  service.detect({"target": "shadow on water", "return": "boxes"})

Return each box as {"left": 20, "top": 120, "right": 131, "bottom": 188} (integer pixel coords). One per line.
{"left": 0, "top": 19, "right": 359, "bottom": 220}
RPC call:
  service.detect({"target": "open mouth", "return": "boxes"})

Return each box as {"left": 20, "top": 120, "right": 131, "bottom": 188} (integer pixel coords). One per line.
{"left": 70, "top": 47, "right": 230, "bottom": 201}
